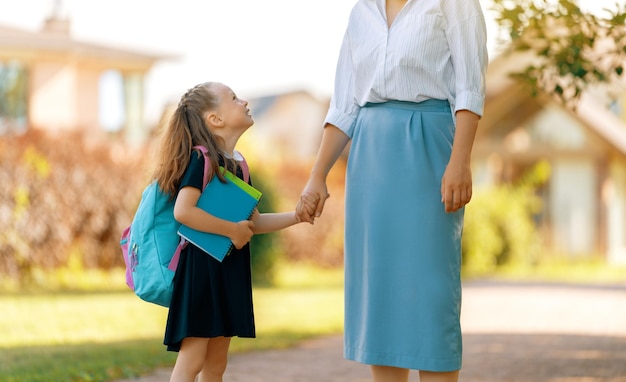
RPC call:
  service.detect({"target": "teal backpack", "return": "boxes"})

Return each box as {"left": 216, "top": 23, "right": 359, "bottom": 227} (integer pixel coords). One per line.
{"left": 120, "top": 146, "right": 210, "bottom": 307}
{"left": 120, "top": 146, "right": 250, "bottom": 307}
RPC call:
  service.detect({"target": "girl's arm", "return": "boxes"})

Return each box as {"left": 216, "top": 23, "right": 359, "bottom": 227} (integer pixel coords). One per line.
{"left": 250, "top": 212, "right": 299, "bottom": 234}
{"left": 251, "top": 192, "right": 319, "bottom": 234}
{"left": 174, "top": 186, "right": 254, "bottom": 249}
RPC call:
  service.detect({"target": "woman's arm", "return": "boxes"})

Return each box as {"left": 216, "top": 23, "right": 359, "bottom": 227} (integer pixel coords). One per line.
{"left": 441, "top": 109, "right": 480, "bottom": 213}
{"left": 439, "top": 1, "right": 486, "bottom": 214}
{"left": 297, "top": 124, "right": 351, "bottom": 222}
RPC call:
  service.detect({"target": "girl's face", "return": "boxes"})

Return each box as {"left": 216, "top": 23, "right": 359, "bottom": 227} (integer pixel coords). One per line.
{"left": 212, "top": 83, "right": 254, "bottom": 131}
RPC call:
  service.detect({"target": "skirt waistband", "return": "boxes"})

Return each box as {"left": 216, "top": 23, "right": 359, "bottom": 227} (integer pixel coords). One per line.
{"left": 363, "top": 99, "right": 450, "bottom": 113}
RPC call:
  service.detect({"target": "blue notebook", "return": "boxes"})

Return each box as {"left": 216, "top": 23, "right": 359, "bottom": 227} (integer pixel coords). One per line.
{"left": 177, "top": 167, "right": 262, "bottom": 262}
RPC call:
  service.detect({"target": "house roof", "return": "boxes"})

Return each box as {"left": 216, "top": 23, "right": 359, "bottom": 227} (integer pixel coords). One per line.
{"left": 481, "top": 51, "right": 626, "bottom": 157}
{"left": 575, "top": 94, "right": 626, "bottom": 156}
{"left": 0, "top": 23, "right": 176, "bottom": 72}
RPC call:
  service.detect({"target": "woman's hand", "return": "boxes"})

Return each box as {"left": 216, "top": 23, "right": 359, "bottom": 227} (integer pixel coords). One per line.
{"left": 441, "top": 159, "right": 472, "bottom": 213}
{"left": 441, "top": 110, "right": 479, "bottom": 213}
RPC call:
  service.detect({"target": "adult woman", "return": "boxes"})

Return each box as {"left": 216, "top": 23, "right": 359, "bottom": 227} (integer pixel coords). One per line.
{"left": 297, "top": 1, "right": 488, "bottom": 381}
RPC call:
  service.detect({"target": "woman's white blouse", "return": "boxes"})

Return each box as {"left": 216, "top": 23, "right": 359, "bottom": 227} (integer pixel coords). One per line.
{"left": 325, "top": 0, "right": 488, "bottom": 137}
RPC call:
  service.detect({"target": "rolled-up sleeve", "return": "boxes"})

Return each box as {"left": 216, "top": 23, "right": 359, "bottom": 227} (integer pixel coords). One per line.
{"left": 444, "top": 0, "right": 488, "bottom": 117}
{"left": 324, "top": 29, "right": 359, "bottom": 138}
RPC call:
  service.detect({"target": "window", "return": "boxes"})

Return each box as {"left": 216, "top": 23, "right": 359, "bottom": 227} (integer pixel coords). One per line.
{"left": 98, "top": 70, "right": 125, "bottom": 132}
{"left": 0, "top": 61, "right": 28, "bottom": 134}
{"left": 609, "top": 98, "right": 623, "bottom": 119}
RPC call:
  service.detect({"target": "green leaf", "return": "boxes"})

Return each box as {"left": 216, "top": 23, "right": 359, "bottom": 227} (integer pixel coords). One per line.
{"left": 491, "top": 0, "right": 626, "bottom": 108}
{"left": 555, "top": 85, "right": 564, "bottom": 95}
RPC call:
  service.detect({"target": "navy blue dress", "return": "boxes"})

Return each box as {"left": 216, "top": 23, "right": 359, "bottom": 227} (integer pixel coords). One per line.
{"left": 164, "top": 153, "right": 255, "bottom": 352}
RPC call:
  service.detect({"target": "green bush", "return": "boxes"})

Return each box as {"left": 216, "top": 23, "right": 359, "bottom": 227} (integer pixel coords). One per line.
{"left": 0, "top": 130, "right": 148, "bottom": 286}
{"left": 0, "top": 130, "right": 283, "bottom": 289}
{"left": 462, "top": 163, "right": 548, "bottom": 277}
{"left": 249, "top": 171, "right": 281, "bottom": 286}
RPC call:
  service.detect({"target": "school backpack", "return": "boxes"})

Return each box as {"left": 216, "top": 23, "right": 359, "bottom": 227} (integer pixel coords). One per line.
{"left": 120, "top": 146, "right": 250, "bottom": 307}
{"left": 120, "top": 146, "right": 209, "bottom": 307}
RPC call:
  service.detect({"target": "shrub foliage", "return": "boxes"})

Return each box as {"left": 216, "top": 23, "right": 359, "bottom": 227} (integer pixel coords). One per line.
{"left": 0, "top": 130, "right": 546, "bottom": 287}
{"left": 462, "top": 162, "right": 548, "bottom": 277}
{"left": 0, "top": 130, "right": 149, "bottom": 283}
{"left": 0, "top": 130, "right": 339, "bottom": 287}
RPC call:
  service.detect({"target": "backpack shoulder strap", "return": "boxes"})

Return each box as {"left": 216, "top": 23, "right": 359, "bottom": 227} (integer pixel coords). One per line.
{"left": 192, "top": 145, "right": 211, "bottom": 189}
{"left": 192, "top": 146, "right": 249, "bottom": 185}
{"left": 235, "top": 150, "right": 250, "bottom": 183}
{"left": 168, "top": 145, "right": 211, "bottom": 272}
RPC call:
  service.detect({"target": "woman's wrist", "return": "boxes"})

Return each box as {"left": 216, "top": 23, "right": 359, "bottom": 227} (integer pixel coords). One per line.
{"left": 309, "top": 169, "right": 328, "bottom": 184}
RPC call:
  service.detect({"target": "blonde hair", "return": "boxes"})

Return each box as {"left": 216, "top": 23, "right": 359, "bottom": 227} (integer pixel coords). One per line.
{"left": 153, "top": 82, "right": 237, "bottom": 198}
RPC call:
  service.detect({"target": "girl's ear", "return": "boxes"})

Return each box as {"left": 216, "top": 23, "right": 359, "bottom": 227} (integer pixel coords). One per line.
{"left": 205, "top": 112, "right": 224, "bottom": 128}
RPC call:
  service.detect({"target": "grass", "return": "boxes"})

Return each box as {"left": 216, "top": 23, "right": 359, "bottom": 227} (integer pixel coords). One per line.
{"left": 1, "top": 259, "right": 624, "bottom": 381}
{"left": 477, "top": 256, "right": 626, "bottom": 284}
{"left": 0, "top": 264, "right": 344, "bottom": 382}
{"left": 2, "top": 340, "right": 175, "bottom": 382}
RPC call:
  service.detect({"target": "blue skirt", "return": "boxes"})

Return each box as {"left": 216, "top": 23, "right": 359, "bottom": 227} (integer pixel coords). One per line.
{"left": 344, "top": 99, "right": 463, "bottom": 372}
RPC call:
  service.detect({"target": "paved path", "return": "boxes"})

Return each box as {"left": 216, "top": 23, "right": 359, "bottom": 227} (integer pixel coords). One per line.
{"left": 117, "top": 281, "right": 626, "bottom": 382}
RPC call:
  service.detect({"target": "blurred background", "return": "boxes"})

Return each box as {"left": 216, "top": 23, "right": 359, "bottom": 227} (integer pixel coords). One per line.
{"left": 1, "top": 0, "right": 624, "bottom": 286}
{"left": 1, "top": 0, "right": 626, "bottom": 381}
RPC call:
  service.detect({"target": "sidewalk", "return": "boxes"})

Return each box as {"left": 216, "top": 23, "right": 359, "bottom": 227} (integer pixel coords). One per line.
{"left": 117, "top": 281, "right": 626, "bottom": 382}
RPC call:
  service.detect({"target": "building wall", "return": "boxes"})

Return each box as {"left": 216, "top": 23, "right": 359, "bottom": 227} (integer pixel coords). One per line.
{"left": 29, "top": 60, "right": 101, "bottom": 132}
{"left": 29, "top": 61, "right": 76, "bottom": 130}
{"left": 76, "top": 67, "right": 100, "bottom": 131}
{"left": 607, "top": 161, "right": 626, "bottom": 264}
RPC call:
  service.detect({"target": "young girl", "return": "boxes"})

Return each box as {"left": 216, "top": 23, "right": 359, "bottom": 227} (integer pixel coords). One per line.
{"left": 152, "top": 81, "right": 317, "bottom": 382}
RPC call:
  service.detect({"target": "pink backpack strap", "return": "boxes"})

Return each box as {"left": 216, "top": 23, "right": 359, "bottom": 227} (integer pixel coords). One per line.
{"left": 192, "top": 146, "right": 249, "bottom": 184}
{"left": 168, "top": 237, "right": 188, "bottom": 271}
{"left": 235, "top": 150, "right": 250, "bottom": 183}
{"left": 192, "top": 145, "right": 211, "bottom": 188}
{"left": 168, "top": 145, "right": 211, "bottom": 271}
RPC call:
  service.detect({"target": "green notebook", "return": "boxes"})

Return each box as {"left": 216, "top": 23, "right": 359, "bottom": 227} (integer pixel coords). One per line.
{"left": 177, "top": 167, "right": 262, "bottom": 262}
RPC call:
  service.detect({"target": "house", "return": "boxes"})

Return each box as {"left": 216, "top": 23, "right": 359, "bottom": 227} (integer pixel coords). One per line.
{"left": 475, "top": 52, "right": 626, "bottom": 264}
{"left": 245, "top": 90, "right": 329, "bottom": 161}
{"left": 0, "top": 7, "right": 171, "bottom": 143}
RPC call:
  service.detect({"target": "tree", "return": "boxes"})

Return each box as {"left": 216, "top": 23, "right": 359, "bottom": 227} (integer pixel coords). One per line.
{"left": 491, "top": 0, "right": 626, "bottom": 108}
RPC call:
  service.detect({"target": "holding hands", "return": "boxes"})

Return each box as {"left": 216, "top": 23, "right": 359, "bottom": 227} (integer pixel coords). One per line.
{"left": 296, "top": 177, "right": 330, "bottom": 224}
{"left": 296, "top": 190, "right": 323, "bottom": 224}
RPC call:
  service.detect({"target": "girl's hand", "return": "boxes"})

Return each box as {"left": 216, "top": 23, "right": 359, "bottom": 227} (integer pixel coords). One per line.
{"left": 249, "top": 208, "right": 260, "bottom": 223}
{"left": 230, "top": 220, "right": 255, "bottom": 249}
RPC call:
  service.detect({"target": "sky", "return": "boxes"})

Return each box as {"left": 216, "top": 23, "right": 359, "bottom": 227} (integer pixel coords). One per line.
{"left": 0, "top": 0, "right": 607, "bottom": 125}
